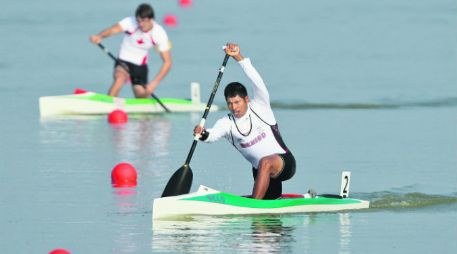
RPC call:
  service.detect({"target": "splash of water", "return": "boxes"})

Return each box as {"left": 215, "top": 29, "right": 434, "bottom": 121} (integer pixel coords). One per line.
{"left": 363, "top": 191, "right": 457, "bottom": 209}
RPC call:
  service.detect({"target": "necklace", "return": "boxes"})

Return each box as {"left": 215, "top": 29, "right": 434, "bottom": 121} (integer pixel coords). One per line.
{"left": 233, "top": 114, "right": 252, "bottom": 137}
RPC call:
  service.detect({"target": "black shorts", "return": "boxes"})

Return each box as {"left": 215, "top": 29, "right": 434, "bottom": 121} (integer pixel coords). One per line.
{"left": 252, "top": 152, "right": 296, "bottom": 200}
{"left": 115, "top": 60, "right": 148, "bottom": 86}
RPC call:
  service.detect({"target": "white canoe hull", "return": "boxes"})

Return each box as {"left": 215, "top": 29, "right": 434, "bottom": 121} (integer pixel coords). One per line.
{"left": 153, "top": 185, "right": 369, "bottom": 220}
{"left": 39, "top": 82, "right": 218, "bottom": 117}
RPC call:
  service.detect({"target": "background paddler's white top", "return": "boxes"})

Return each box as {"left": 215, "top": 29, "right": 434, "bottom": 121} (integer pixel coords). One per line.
{"left": 204, "top": 58, "right": 289, "bottom": 168}
{"left": 118, "top": 17, "right": 170, "bottom": 66}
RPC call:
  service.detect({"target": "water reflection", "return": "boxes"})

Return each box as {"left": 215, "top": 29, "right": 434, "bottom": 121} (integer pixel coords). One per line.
{"left": 109, "top": 115, "right": 172, "bottom": 161}
{"left": 112, "top": 187, "right": 137, "bottom": 212}
{"left": 38, "top": 115, "right": 175, "bottom": 253}
{"left": 151, "top": 213, "right": 354, "bottom": 253}
{"left": 39, "top": 115, "right": 172, "bottom": 159}
{"left": 338, "top": 213, "right": 352, "bottom": 254}
{"left": 246, "top": 216, "right": 295, "bottom": 253}
{"left": 39, "top": 116, "right": 105, "bottom": 146}
{"left": 107, "top": 116, "right": 173, "bottom": 253}
{"left": 111, "top": 187, "right": 141, "bottom": 253}
{"left": 151, "top": 215, "right": 301, "bottom": 253}
{"left": 38, "top": 115, "right": 173, "bottom": 187}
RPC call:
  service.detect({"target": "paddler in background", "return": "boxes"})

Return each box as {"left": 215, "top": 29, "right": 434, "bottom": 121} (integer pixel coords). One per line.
{"left": 89, "top": 3, "right": 172, "bottom": 98}
{"left": 194, "top": 43, "right": 296, "bottom": 200}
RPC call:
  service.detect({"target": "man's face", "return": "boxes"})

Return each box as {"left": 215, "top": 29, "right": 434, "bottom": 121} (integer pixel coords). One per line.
{"left": 136, "top": 17, "right": 153, "bottom": 32}
{"left": 226, "top": 95, "right": 249, "bottom": 118}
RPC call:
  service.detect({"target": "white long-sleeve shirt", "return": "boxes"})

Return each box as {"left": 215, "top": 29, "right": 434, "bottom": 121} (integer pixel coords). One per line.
{"left": 204, "top": 58, "right": 290, "bottom": 168}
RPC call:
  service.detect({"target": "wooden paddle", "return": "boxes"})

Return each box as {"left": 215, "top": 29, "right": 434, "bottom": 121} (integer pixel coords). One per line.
{"left": 96, "top": 43, "right": 171, "bottom": 113}
{"left": 161, "top": 53, "right": 230, "bottom": 197}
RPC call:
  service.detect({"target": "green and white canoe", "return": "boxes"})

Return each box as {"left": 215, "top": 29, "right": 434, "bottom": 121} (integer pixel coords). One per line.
{"left": 152, "top": 172, "right": 369, "bottom": 220}
{"left": 39, "top": 82, "right": 218, "bottom": 117}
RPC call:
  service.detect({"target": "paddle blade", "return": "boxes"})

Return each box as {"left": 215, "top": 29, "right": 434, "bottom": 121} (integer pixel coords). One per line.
{"left": 161, "top": 165, "right": 193, "bottom": 197}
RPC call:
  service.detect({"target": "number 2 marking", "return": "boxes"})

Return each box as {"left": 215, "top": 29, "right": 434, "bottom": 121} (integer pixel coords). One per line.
{"left": 342, "top": 176, "right": 349, "bottom": 195}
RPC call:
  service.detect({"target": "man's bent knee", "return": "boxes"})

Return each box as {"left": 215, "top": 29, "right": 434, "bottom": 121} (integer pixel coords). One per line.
{"left": 258, "top": 158, "right": 272, "bottom": 169}
{"left": 257, "top": 156, "right": 283, "bottom": 177}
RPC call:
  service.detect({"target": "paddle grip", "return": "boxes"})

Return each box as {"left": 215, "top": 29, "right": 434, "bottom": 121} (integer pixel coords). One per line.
{"left": 193, "top": 119, "right": 206, "bottom": 141}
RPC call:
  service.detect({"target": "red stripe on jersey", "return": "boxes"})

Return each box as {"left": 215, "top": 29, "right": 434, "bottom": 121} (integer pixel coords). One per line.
{"left": 149, "top": 34, "right": 156, "bottom": 46}
{"left": 141, "top": 56, "right": 148, "bottom": 65}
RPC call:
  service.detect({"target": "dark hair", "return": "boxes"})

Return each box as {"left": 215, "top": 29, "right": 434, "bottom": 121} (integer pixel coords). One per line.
{"left": 135, "top": 3, "right": 155, "bottom": 19}
{"left": 224, "top": 82, "right": 248, "bottom": 99}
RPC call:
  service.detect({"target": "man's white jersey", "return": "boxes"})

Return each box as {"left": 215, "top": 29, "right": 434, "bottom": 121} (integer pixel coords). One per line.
{"left": 204, "top": 58, "right": 290, "bottom": 168}
{"left": 118, "top": 17, "right": 170, "bottom": 66}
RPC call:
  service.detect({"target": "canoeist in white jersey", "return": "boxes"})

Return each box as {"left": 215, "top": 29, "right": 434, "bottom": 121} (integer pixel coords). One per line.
{"left": 194, "top": 43, "right": 296, "bottom": 200}
{"left": 90, "top": 3, "right": 172, "bottom": 98}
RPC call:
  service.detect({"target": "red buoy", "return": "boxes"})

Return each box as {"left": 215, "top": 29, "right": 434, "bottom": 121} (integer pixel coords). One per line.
{"left": 111, "top": 162, "right": 137, "bottom": 187}
{"left": 49, "top": 249, "right": 71, "bottom": 254}
{"left": 179, "top": 0, "right": 192, "bottom": 8}
{"left": 163, "top": 14, "right": 178, "bottom": 27}
{"left": 108, "top": 109, "right": 128, "bottom": 124}
{"left": 74, "top": 88, "right": 88, "bottom": 94}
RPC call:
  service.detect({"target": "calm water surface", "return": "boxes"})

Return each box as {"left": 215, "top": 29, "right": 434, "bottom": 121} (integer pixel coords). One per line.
{"left": 1, "top": 0, "right": 456, "bottom": 253}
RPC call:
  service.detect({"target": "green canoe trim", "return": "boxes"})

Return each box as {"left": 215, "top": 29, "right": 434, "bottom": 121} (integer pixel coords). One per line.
{"left": 73, "top": 93, "right": 114, "bottom": 103}
{"left": 68, "top": 93, "right": 193, "bottom": 105}
{"left": 182, "top": 192, "right": 363, "bottom": 209}
{"left": 125, "top": 97, "right": 192, "bottom": 105}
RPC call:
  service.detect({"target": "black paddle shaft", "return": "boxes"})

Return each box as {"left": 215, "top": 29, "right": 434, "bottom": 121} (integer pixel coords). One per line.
{"left": 184, "top": 54, "right": 230, "bottom": 165}
{"left": 96, "top": 43, "right": 171, "bottom": 112}
{"left": 161, "top": 53, "right": 230, "bottom": 197}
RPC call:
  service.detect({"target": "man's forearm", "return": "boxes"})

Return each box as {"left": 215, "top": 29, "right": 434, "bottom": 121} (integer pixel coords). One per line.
{"left": 151, "top": 57, "right": 171, "bottom": 84}
{"left": 98, "top": 23, "right": 122, "bottom": 39}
